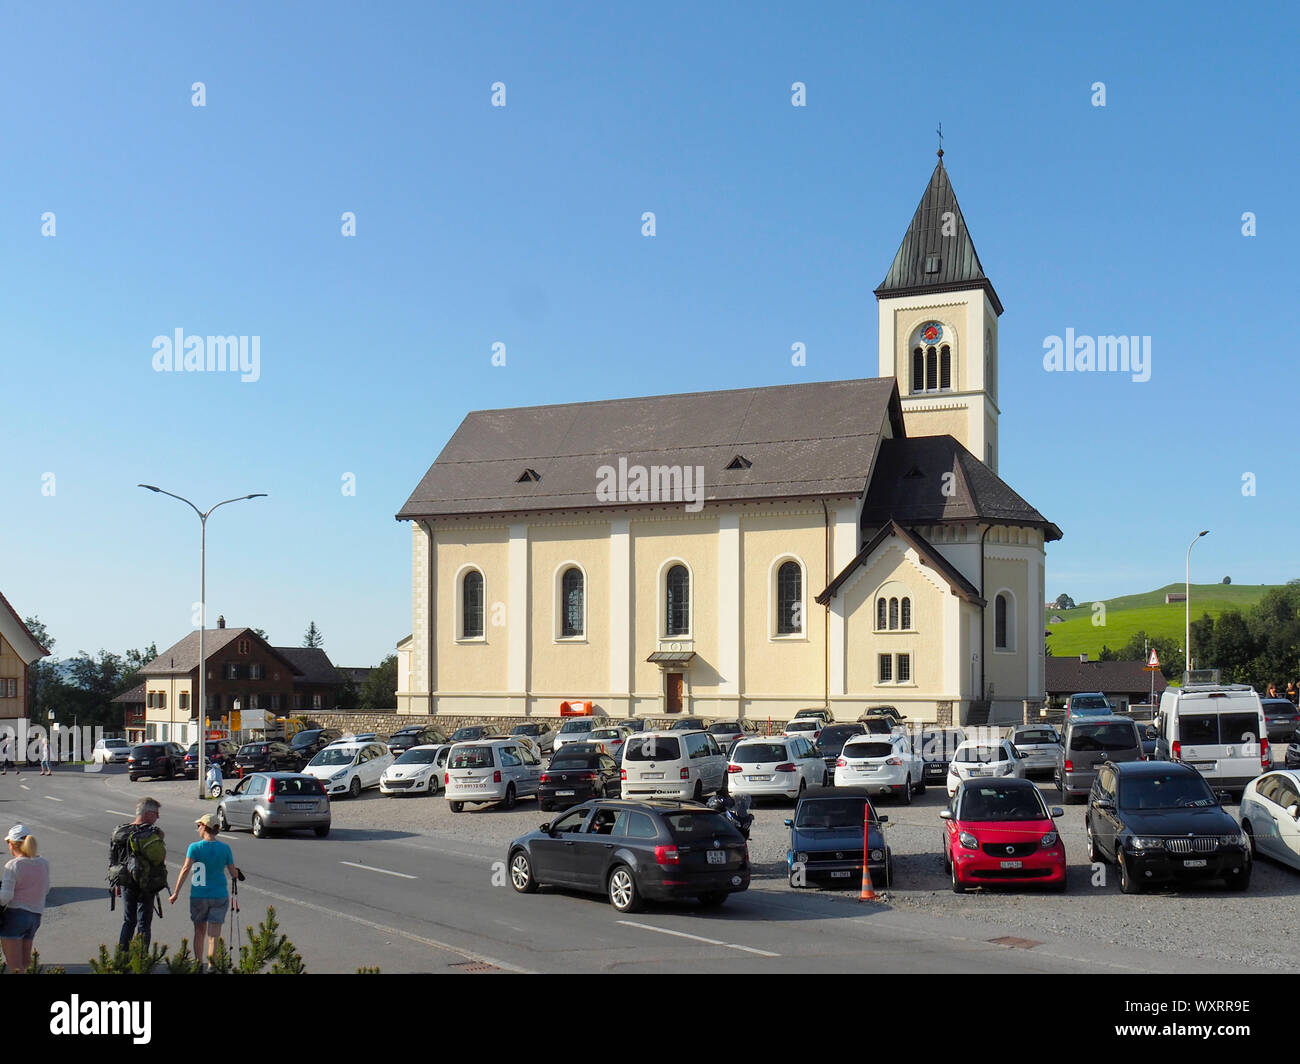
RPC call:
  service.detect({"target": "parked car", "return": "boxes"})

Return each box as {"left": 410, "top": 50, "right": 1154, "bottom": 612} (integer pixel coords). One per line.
{"left": 128, "top": 742, "right": 187, "bottom": 781}
{"left": 92, "top": 738, "right": 131, "bottom": 764}
{"left": 387, "top": 725, "right": 450, "bottom": 757}
{"left": 552, "top": 717, "right": 607, "bottom": 753}
{"left": 183, "top": 739, "right": 240, "bottom": 778}
{"left": 507, "top": 799, "right": 750, "bottom": 912}
{"left": 942, "top": 778, "right": 1066, "bottom": 893}
{"left": 1055, "top": 716, "right": 1143, "bottom": 803}
{"left": 1288, "top": 742, "right": 1300, "bottom": 770}
{"left": 588, "top": 726, "right": 633, "bottom": 755}
{"left": 1140, "top": 723, "right": 1160, "bottom": 759}
{"left": 783, "top": 719, "right": 822, "bottom": 744}
{"left": 539, "top": 750, "right": 622, "bottom": 811}
{"left": 302, "top": 741, "right": 394, "bottom": 798}
{"left": 836, "top": 733, "right": 925, "bottom": 802}
{"left": 288, "top": 728, "right": 343, "bottom": 763}
{"left": 859, "top": 706, "right": 907, "bottom": 727}
{"left": 1009, "top": 724, "right": 1062, "bottom": 778}
{"left": 668, "top": 718, "right": 714, "bottom": 732}
{"left": 707, "top": 719, "right": 761, "bottom": 747}
{"left": 233, "top": 741, "right": 303, "bottom": 776}
{"left": 814, "top": 723, "right": 868, "bottom": 775}
{"left": 614, "top": 719, "right": 651, "bottom": 734}
{"left": 1084, "top": 760, "right": 1251, "bottom": 893}
{"left": 947, "top": 738, "right": 1027, "bottom": 797}
{"left": 1152, "top": 682, "right": 1270, "bottom": 795}
{"left": 1238, "top": 769, "right": 1300, "bottom": 871}
{"left": 793, "top": 708, "right": 834, "bottom": 726}
{"left": 331, "top": 731, "right": 386, "bottom": 746}
{"left": 444, "top": 738, "right": 543, "bottom": 811}
{"left": 216, "top": 772, "right": 331, "bottom": 838}
{"left": 786, "top": 786, "right": 890, "bottom": 889}
{"left": 558, "top": 740, "right": 615, "bottom": 758}
{"left": 1260, "top": 699, "right": 1300, "bottom": 744}
{"left": 621, "top": 730, "right": 727, "bottom": 802}
{"left": 448, "top": 725, "right": 508, "bottom": 745}
{"left": 380, "top": 744, "right": 451, "bottom": 796}
{"left": 1064, "top": 693, "right": 1113, "bottom": 722}
{"left": 510, "top": 722, "right": 558, "bottom": 755}
{"left": 918, "top": 727, "right": 967, "bottom": 786}
{"left": 727, "top": 736, "right": 826, "bottom": 801}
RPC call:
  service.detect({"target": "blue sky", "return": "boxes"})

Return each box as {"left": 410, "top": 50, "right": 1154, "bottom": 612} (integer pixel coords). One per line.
{"left": 2, "top": 1, "right": 1296, "bottom": 666}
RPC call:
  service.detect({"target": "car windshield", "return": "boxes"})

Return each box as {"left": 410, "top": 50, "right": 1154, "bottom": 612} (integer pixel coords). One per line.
{"left": 395, "top": 748, "right": 439, "bottom": 765}
{"left": 450, "top": 728, "right": 483, "bottom": 742}
{"left": 1071, "top": 696, "right": 1110, "bottom": 712}
{"left": 1121, "top": 771, "right": 1217, "bottom": 810}
{"left": 732, "top": 743, "right": 789, "bottom": 763}
{"left": 818, "top": 726, "right": 865, "bottom": 751}
{"left": 665, "top": 812, "right": 743, "bottom": 843}
{"left": 843, "top": 741, "right": 895, "bottom": 759}
{"left": 559, "top": 721, "right": 593, "bottom": 734}
{"left": 309, "top": 748, "right": 357, "bottom": 767}
{"left": 1015, "top": 730, "right": 1057, "bottom": 745}
{"left": 549, "top": 756, "right": 598, "bottom": 771}
{"left": 590, "top": 730, "right": 622, "bottom": 740}
{"left": 239, "top": 745, "right": 268, "bottom": 755}
{"left": 105, "top": 739, "right": 129, "bottom": 748}
{"left": 959, "top": 784, "right": 1047, "bottom": 820}
{"left": 512, "top": 725, "right": 540, "bottom": 735}
{"left": 450, "top": 746, "right": 494, "bottom": 769}
{"left": 795, "top": 798, "right": 878, "bottom": 829}
{"left": 919, "top": 730, "right": 966, "bottom": 759}
{"left": 1069, "top": 723, "right": 1137, "bottom": 752}
{"left": 624, "top": 736, "right": 681, "bottom": 761}
{"left": 786, "top": 721, "right": 817, "bottom": 731}
{"left": 271, "top": 777, "right": 326, "bottom": 796}
{"left": 290, "top": 732, "right": 321, "bottom": 749}
{"left": 956, "top": 745, "right": 1008, "bottom": 762}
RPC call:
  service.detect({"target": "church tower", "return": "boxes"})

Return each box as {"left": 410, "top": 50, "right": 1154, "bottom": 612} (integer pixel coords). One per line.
{"left": 875, "top": 152, "right": 1002, "bottom": 471}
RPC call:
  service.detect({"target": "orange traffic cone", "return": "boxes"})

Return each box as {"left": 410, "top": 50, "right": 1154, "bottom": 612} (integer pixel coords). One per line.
{"left": 859, "top": 803, "right": 879, "bottom": 901}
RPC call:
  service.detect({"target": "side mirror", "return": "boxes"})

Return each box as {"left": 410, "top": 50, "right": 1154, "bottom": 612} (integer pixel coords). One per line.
{"left": 1050, "top": 807, "right": 1064, "bottom": 818}
{"left": 782, "top": 819, "right": 793, "bottom": 828}
{"left": 1016, "top": 750, "right": 1029, "bottom": 759}
{"left": 939, "top": 809, "right": 952, "bottom": 820}
{"left": 1144, "top": 725, "right": 1159, "bottom": 739}
{"left": 1093, "top": 798, "right": 1114, "bottom": 811}
{"left": 878, "top": 815, "right": 889, "bottom": 824}
{"left": 540, "top": 823, "right": 552, "bottom": 834}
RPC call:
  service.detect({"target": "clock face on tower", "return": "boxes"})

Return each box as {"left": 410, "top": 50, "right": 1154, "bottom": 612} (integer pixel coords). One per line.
{"left": 920, "top": 322, "right": 942, "bottom": 344}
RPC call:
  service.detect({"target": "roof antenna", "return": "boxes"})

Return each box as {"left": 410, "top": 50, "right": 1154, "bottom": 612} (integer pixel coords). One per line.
{"left": 936, "top": 121, "right": 944, "bottom": 161}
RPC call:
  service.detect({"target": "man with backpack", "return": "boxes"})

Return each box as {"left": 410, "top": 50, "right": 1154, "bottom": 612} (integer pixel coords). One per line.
{"left": 109, "top": 797, "right": 168, "bottom": 948}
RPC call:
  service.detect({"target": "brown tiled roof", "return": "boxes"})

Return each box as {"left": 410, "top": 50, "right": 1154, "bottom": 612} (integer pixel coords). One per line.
{"left": 139, "top": 628, "right": 303, "bottom": 677}
{"left": 112, "top": 681, "right": 146, "bottom": 704}
{"left": 397, "top": 378, "right": 905, "bottom": 520}
{"left": 1045, "top": 658, "right": 1167, "bottom": 698}
{"left": 275, "top": 647, "right": 342, "bottom": 686}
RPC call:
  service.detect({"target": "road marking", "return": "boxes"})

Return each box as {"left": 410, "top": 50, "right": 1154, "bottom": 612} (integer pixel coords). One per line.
{"left": 219, "top": 834, "right": 239, "bottom": 841}
{"left": 44, "top": 795, "right": 63, "bottom": 802}
{"left": 617, "top": 919, "right": 780, "bottom": 957}
{"left": 105, "top": 810, "right": 133, "bottom": 817}
{"left": 20, "top": 784, "right": 30, "bottom": 791}
{"left": 239, "top": 881, "right": 531, "bottom": 973}
{"left": 340, "top": 860, "right": 417, "bottom": 880}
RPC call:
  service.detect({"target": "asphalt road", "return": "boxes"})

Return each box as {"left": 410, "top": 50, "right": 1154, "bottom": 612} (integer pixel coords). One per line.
{"left": 0, "top": 763, "right": 1273, "bottom": 974}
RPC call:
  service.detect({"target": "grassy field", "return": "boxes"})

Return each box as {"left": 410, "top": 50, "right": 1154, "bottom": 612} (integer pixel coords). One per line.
{"left": 1044, "top": 583, "right": 1278, "bottom": 658}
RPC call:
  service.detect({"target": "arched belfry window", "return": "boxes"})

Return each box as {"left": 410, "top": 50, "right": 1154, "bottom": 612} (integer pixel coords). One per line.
{"left": 940, "top": 345, "right": 951, "bottom": 390}
{"left": 912, "top": 348, "right": 924, "bottom": 392}
{"left": 462, "top": 570, "right": 484, "bottom": 639}
{"left": 912, "top": 325, "right": 955, "bottom": 394}
{"left": 665, "top": 564, "right": 690, "bottom": 636}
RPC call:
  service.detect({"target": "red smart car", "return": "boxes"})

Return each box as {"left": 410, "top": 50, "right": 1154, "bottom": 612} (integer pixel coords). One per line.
{"left": 941, "top": 777, "right": 1066, "bottom": 893}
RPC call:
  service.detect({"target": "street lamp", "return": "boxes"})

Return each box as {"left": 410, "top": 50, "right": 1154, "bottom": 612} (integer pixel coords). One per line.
{"left": 139, "top": 485, "right": 267, "bottom": 796}
{"left": 1185, "top": 530, "right": 1209, "bottom": 678}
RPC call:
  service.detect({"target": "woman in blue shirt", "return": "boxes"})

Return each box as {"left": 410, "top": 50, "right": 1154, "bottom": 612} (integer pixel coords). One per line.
{"left": 169, "top": 813, "right": 239, "bottom": 970}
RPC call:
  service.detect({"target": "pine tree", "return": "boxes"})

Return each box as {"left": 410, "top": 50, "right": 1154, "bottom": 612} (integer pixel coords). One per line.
{"left": 303, "top": 622, "right": 324, "bottom": 648}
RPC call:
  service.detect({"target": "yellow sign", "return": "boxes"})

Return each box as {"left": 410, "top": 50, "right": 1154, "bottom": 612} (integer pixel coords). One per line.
{"left": 231, "top": 710, "right": 241, "bottom": 730}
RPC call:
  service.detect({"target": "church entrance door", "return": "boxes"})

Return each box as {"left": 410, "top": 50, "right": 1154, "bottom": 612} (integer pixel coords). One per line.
{"left": 665, "top": 672, "right": 684, "bottom": 715}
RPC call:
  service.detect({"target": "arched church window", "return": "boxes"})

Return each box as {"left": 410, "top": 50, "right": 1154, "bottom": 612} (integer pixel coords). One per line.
{"left": 925, "top": 348, "right": 937, "bottom": 391}
{"left": 940, "top": 345, "right": 951, "bottom": 390}
{"left": 889, "top": 597, "right": 899, "bottom": 630}
{"left": 901, "top": 597, "right": 912, "bottom": 629}
{"left": 912, "top": 348, "right": 924, "bottom": 392}
{"left": 876, "top": 597, "right": 887, "bottom": 630}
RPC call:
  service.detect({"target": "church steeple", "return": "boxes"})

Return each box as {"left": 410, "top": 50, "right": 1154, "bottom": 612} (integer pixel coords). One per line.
{"left": 874, "top": 156, "right": 1003, "bottom": 316}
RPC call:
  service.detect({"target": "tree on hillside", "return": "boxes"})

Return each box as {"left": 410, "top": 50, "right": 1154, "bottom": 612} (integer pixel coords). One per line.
{"left": 359, "top": 655, "right": 397, "bottom": 709}
{"left": 1098, "top": 645, "right": 1117, "bottom": 661}
{"left": 24, "top": 616, "right": 60, "bottom": 714}
{"left": 1222, "top": 576, "right": 1231, "bottom": 584}
{"left": 1052, "top": 594, "right": 1076, "bottom": 610}
{"left": 303, "top": 622, "right": 324, "bottom": 649}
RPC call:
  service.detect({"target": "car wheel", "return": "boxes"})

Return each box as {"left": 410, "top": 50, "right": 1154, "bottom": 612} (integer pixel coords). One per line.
{"left": 914, "top": 777, "right": 926, "bottom": 795}
{"left": 1225, "top": 866, "right": 1251, "bottom": 891}
{"left": 900, "top": 776, "right": 913, "bottom": 805}
{"left": 942, "top": 840, "right": 951, "bottom": 873}
{"left": 608, "top": 865, "right": 641, "bottom": 913}
{"left": 509, "top": 850, "right": 538, "bottom": 893}
{"left": 348, "top": 776, "right": 361, "bottom": 800}
{"left": 1086, "top": 821, "right": 1102, "bottom": 864}
{"left": 449, "top": 801, "right": 464, "bottom": 813}
{"left": 697, "top": 892, "right": 728, "bottom": 907}
{"left": 1118, "top": 852, "right": 1141, "bottom": 894}
{"left": 252, "top": 813, "right": 266, "bottom": 839}
{"left": 502, "top": 783, "right": 517, "bottom": 810}
{"left": 822, "top": 772, "right": 831, "bottom": 787}
{"left": 797, "top": 779, "right": 806, "bottom": 801}
{"left": 217, "top": 808, "right": 230, "bottom": 832}
{"left": 951, "top": 859, "right": 966, "bottom": 894}
{"left": 692, "top": 780, "right": 704, "bottom": 803}
{"left": 539, "top": 800, "right": 551, "bottom": 813}
{"left": 1242, "top": 819, "right": 1257, "bottom": 859}
{"left": 882, "top": 855, "right": 892, "bottom": 889}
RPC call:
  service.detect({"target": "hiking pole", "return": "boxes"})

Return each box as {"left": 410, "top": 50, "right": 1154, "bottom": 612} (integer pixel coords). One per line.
{"left": 229, "top": 869, "right": 244, "bottom": 948}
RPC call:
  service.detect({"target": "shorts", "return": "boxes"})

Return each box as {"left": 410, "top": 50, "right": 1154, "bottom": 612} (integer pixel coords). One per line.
{"left": 0, "top": 908, "right": 42, "bottom": 940}
{"left": 189, "top": 896, "right": 229, "bottom": 925}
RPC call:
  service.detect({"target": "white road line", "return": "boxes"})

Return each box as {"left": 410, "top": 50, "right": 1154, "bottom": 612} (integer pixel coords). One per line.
{"left": 219, "top": 834, "right": 239, "bottom": 841}
{"left": 340, "top": 860, "right": 417, "bottom": 880}
{"left": 617, "top": 919, "right": 780, "bottom": 957}
{"left": 20, "top": 784, "right": 30, "bottom": 791}
{"left": 44, "top": 795, "right": 63, "bottom": 802}
{"left": 105, "top": 810, "right": 133, "bottom": 817}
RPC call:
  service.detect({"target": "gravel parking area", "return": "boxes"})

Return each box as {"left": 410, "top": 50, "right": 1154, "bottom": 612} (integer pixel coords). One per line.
{"left": 109, "top": 752, "right": 1299, "bottom": 972}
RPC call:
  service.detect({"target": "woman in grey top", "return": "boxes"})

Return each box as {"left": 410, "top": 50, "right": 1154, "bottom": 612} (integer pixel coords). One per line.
{"left": 0, "top": 824, "right": 51, "bottom": 972}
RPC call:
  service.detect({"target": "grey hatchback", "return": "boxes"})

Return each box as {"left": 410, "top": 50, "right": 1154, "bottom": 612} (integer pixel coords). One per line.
{"left": 216, "top": 772, "right": 331, "bottom": 838}
{"left": 1055, "top": 716, "right": 1143, "bottom": 804}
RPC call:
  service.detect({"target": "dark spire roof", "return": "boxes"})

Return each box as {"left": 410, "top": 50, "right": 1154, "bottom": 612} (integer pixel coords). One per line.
{"left": 874, "top": 157, "right": 1003, "bottom": 316}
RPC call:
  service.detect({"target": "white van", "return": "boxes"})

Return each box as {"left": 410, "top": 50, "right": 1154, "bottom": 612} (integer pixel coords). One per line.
{"left": 621, "top": 730, "right": 727, "bottom": 801}
{"left": 1154, "top": 683, "right": 1270, "bottom": 793}
{"left": 444, "top": 739, "right": 543, "bottom": 811}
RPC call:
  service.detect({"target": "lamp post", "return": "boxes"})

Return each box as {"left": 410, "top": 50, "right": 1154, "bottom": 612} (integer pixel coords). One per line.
{"left": 1185, "top": 529, "right": 1209, "bottom": 679}
{"left": 139, "top": 485, "right": 266, "bottom": 796}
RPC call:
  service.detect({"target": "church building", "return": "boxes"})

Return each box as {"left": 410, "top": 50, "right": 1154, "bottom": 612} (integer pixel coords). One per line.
{"left": 396, "top": 155, "right": 1061, "bottom": 727}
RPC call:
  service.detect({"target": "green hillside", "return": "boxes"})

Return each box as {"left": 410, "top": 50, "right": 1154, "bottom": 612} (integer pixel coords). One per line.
{"left": 1044, "top": 583, "right": 1278, "bottom": 659}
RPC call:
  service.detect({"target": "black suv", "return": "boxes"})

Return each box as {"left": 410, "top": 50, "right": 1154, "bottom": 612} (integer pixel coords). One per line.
{"left": 814, "top": 723, "right": 868, "bottom": 774}
{"left": 1085, "top": 760, "right": 1251, "bottom": 894}
{"left": 387, "top": 725, "right": 450, "bottom": 756}
{"left": 288, "top": 728, "right": 343, "bottom": 763}
{"left": 128, "top": 742, "right": 187, "bottom": 781}
{"left": 184, "top": 739, "right": 241, "bottom": 778}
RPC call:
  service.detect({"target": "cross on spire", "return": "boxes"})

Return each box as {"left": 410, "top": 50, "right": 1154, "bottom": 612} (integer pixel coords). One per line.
{"left": 936, "top": 121, "right": 944, "bottom": 160}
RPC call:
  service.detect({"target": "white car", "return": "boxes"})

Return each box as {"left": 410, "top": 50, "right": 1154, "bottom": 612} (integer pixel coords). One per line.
{"left": 444, "top": 738, "right": 543, "bottom": 811}
{"left": 621, "top": 730, "right": 727, "bottom": 801}
{"left": 727, "top": 736, "right": 826, "bottom": 800}
{"left": 1239, "top": 769, "right": 1300, "bottom": 871}
{"left": 783, "top": 719, "right": 822, "bottom": 744}
{"left": 588, "top": 726, "right": 633, "bottom": 755}
{"left": 93, "top": 738, "right": 132, "bottom": 764}
{"left": 552, "top": 717, "right": 608, "bottom": 753}
{"left": 1009, "top": 724, "right": 1061, "bottom": 777}
{"left": 380, "top": 744, "right": 450, "bottom": 796}
{"left": 836, "top": 734, "right": 925, "bottom": 802}
{"left": 946, "top": 739, "right": 1027, "bottom": 797}
{"left": 303, "top": 741, "right": 395, "bottom": 798}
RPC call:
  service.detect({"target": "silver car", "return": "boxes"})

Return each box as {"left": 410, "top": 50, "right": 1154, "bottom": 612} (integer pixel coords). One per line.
{"left": 1010, "top": 725, "right": 1061, "bottom": 777}
{"left": 444, "top": 739, "right": 543, "bottom": 811}
{"left": 216, "top": 772, "right": 331, "bottom": 838}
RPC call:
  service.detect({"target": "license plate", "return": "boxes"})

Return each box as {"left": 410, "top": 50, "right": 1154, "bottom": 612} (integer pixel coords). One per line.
{"left": 970, "top": 768, "right": 988, "bottom": 775}
{"left": 1000, "top": 860, "right": 1022, "bottom": 869}
{"left": 746, "top": 775, "right": 772, "bottom": 782}
{"left": 557, "top": 790, "right": 575, "bottom": 796}
{"left": 1184, "top": 859, "right": 1208, "bottom": 868}
{"left": 830, "top": 870, "right": 852, "bottom": 878}
{"left": 706, "top": 851, "right": 726, "bottom": 865}
{"left": 642, "top": 772, "right": 664, "bottom": 780}
{"left": 459, "top": 782, "right": 486, "bottom": 790}
{"left": 289, "top": 802, "right": 314, "bottom": 811}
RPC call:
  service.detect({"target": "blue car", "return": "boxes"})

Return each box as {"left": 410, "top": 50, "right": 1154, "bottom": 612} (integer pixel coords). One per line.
{"left": 785, "top": 786, "right": 891, "bottom": 889}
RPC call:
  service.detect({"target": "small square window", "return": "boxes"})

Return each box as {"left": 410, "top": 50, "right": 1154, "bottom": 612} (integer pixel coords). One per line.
{"left": 924, "top": 255, "right": 940, "bottom": 274}
{"left": 897, "top": 654, "right": 912, "bottom": 683}
{"left": 878, "top": 654, "right": 892, "bottom": 684}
